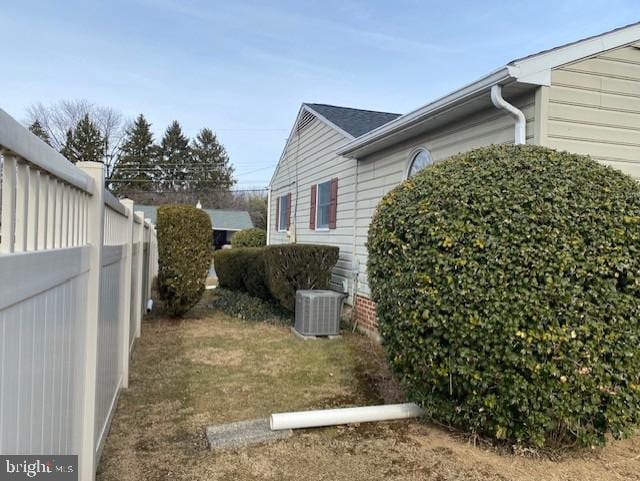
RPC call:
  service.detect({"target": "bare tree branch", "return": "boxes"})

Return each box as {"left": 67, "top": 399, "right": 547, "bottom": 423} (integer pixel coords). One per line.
{"left": 25, "top": 99, "right": 127, "bottom": 175}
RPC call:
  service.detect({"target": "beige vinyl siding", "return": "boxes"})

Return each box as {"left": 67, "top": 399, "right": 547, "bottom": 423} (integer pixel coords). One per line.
{"left": 354, "top": 93, "right": 536, "bottom": 297}
{"left": 269, "top": 116, "right": 357, "bottom": 300}
{"left": 547, "top": 43, "right": 640, "bottom": 178}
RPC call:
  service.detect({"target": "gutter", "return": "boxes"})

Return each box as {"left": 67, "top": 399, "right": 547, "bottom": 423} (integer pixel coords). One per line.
{"left": 338, "top": 67, "right": 513, "bottom": 158}
{"left": 490, "top": 85, "right": 526, "bottom": 144}
{"left": 337, "top": 23, "right": 640, "bottom": 159}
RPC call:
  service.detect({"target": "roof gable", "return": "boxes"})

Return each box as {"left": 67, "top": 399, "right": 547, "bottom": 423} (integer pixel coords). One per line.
{"left": 305, "top": 103, "right": 401, "bottom": 138}
{"left": 268, "top": 102, "right": 400, "bottom": 186}
{"left": 507, "top": 21, "right": 640, "bottom": 85}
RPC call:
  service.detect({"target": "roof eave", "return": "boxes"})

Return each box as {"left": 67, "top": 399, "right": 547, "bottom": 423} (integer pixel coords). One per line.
{"left": 339, "top": 22, "right": 640, "bottom": 159}
{"left": 337, "top": 67, "right": 515, "bottom": 158}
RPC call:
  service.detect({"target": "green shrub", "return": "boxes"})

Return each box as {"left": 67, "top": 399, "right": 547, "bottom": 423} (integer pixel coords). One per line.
{"left": 209, "top": 288, "right": 291, "bottom": 325}
{"left": 213, "top": 247, "right": 269, "bottom": 298}
{"left": 157, "top": 205, "right": 212, "bottom": 317}
{"left": 264, "top": 244, "right": 339, "bottom": 311}
{"left": 213, "top": 249, "right": 245, "bottom": 290}
{"left": 368, "top": 144, "right": 640, "bottom": 447}
{"left": 241, "top": 248, "right": 270, "bottom": 299}
{"left": 231, "top": 228, "right": 267, "bottom": 247}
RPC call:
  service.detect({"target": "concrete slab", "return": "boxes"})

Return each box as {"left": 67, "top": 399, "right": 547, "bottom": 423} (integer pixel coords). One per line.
{"left": 290, "top": 327, "right": 341, "bottom": 341}
{"left": 206, "top": 418, "right": 292, "bottom": 450}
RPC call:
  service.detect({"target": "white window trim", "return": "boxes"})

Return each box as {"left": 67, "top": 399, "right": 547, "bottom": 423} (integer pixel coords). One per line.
{"left": 404, "top": 146, "right": 433, "bottom": 180}
{"left": 315, "top": 180, "right": 331, "bottom": 231}
{"left": 277, "top": 195, "right": 289, "bottom": 232}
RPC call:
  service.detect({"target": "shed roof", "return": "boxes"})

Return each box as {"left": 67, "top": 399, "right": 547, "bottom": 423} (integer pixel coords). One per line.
{"left": 203, "top": 209, "right": 253, "bottom": 231}
{"left": 134, "top": 205, "right": 253, "bottom": 231}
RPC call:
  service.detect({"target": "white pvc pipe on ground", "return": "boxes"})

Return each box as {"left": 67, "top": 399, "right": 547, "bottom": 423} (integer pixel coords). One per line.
{"left": 270, "top": 403, "right": 424, "bottom": 431}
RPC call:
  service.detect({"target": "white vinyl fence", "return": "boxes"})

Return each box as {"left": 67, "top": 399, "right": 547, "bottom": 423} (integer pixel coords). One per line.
{"left": 0, "top": 108, "right": 158, "bottom": 480}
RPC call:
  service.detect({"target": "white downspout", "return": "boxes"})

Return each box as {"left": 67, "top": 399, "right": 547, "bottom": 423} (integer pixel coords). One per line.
{"left": 266, "top": 186, "right": 272, "bottom": 245}
{"left": 491, "top": 85, "right": 526, "bottom": 145}
{"left": 270, "top": 403, "right": 423, "bottom": 431}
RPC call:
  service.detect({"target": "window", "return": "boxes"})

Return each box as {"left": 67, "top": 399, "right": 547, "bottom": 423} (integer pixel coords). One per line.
{"left": 310, "top": 178, "right": 337, "bottom": 231}
{"left": 316, "top": 180, "right": 331, "bottom": 230}
{"left": 278, "top": 195, "right": 290, "bottom": 231}
{"left": 406, "top": 149, "right": 433, "bottom": 178}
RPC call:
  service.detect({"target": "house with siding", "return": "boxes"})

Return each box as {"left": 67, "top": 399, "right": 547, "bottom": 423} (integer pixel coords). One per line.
{"left": 267, "top": 22, "right": 640, "bottom": 334}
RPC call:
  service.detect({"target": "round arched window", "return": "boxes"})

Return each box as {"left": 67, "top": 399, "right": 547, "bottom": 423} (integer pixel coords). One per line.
{"left": 407, "top": 149, "right": 433, "bottom": 178}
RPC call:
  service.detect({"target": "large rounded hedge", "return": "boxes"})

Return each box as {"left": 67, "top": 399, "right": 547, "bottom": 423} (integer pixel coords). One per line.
{"left": 368, "top": 145, "right": 640, "bottom": 447}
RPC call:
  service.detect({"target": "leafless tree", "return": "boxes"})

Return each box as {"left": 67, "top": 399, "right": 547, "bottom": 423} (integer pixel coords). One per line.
{"left": 26, "top": 99, "right": 127, "bottom": 176}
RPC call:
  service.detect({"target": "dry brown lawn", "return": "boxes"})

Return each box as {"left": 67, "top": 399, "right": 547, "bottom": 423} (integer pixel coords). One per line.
{"left": 97, "top": 302, "right": 640, "bottom": 481}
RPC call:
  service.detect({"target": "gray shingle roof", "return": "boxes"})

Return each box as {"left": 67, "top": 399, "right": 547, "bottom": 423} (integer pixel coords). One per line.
{"left": 306, "top": 103, "right": 401, "bottom": 138}
{"left": 134, "top": 205, "right": 253, "bottom": 231}
{"left": 203, "top": 209, "right": 253, "bottom": 231}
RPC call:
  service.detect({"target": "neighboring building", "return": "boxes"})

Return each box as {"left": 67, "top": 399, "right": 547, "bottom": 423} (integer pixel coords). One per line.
{"left": 135, "top": 204, "right": 253, "bottom": 248}
{"left": 267, "top": 22, "right": 640, "bottom": 334}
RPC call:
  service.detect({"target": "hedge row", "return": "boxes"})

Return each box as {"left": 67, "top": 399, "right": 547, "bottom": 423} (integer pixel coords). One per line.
{"left": 264, "top": 244, "right": 339, "bottom": 312}
{"left": 213, "top": 244, "right": 339, "bottom": 312}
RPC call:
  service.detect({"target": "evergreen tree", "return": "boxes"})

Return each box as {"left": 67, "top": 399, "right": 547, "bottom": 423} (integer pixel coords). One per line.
{"left": 73, "top": 114, "right": 104, "bottom": 164}
{"left": 158, "top": 121, "right": 190, "bottom": 192}
{"left": 59, "top": 115, "right": 104, "bottom": 164}
{"left": 190, "top": 128, "right": 235, "bottom": 192}
{"left": 28, "top": 120, "right": 51, "bottom": 146}
{"left": 60, "top": 128, "right": 77, "bottom": 162}
{"left": 110, "top": 114, "right": 156, "bottom": 195}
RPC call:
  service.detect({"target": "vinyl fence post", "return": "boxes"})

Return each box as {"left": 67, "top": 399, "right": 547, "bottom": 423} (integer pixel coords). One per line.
{"left": 120, "top": 199, "right": 135, "bottom": 388}
{"left": 135, "top": 211, "right": 145, "bottom": 338}
{"left": 0, "top": 154, "right": 17, "bottom": 253}
{"left": 144, "top": 219, "right": 152, "bottom": 301}
{"left": 76, "top": 162, "right": 105, "bottom": 481}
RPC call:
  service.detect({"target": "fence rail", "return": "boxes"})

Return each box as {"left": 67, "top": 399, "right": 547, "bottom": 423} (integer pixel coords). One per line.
{"left": 0, "top": 108, "right": 157, "bottom": 480}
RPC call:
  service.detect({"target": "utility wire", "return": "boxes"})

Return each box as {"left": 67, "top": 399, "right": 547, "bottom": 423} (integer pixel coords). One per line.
{"left": 109, "top": 179, "right": 240, "bottom": 183}
{"left": 117, "top": 188, "right": 267, "bottom": 194}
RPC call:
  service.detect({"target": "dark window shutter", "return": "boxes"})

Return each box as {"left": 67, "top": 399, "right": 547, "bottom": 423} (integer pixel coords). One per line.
{"left": 309, "top": 184, "right": 317, "bottom": 230}
{"left": 329, "top": 178, "right": 338, "bottom": 229}
{"left": 275, "top": 196, "right": 280, "bottom": 230}
{"left": 287, "top": 193, "right": 292, "bottom": 229}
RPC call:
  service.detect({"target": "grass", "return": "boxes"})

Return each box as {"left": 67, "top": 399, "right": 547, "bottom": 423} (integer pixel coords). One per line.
{"left": 97, "top": 296, "right": 640, "bottom": 481}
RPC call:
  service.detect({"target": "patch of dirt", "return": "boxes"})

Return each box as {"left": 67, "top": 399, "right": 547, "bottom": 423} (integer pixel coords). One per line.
{"left": 349, "top": 334, "right": 406, "bottom": 404}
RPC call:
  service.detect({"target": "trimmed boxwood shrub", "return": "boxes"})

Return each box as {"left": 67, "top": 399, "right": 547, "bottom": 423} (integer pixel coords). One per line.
{"left": 231, "top": 228, "right": 267, "bottom": 247}
{"left": 213, "top": 249, "right": 245, "bottom": 290}
{"left": 264, "top": 244, "right": 339, "bottom": 312}
{"left": 368, "top": 144, "right": 640, "bottom": 447}
{"left": 157, "top": 205, "right": 212, "bottom": 317}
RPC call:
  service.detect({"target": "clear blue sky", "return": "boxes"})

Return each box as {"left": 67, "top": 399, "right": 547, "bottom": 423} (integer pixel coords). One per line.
{"left": 2, "top": 1, "right": 638, "bottom": 188}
